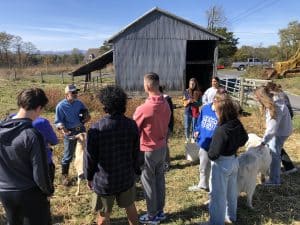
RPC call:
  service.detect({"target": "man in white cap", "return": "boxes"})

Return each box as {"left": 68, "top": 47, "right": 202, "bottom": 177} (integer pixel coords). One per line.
{"left": 55, "top": 84, "right": 90, "bottom": 186}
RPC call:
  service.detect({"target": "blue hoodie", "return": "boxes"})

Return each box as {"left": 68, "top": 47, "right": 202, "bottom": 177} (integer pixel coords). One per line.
{"left": 195, "top": 103, "right": 218, "bottom": 151}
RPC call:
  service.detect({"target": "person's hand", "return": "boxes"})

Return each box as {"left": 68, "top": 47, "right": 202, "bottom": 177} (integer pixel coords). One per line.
{"left": 62, "top": 128, "right": 71, "bottom": 136}
{"left": 194, "top": 131, "right": 199, "bottom": 138}
{"left": 87, "top": 180, "right": 93, "bottom": 190}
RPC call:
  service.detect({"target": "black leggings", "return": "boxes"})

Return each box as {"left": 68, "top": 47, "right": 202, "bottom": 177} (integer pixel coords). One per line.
{"left": 0, "top": 187, "right": 51, "bottom": 225}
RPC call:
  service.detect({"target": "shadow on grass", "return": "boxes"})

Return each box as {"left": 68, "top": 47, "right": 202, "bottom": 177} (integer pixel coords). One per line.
{"left": 171, "top": 154, "right": 186, "bottom": 161}
{"left": 52, "top": 214, "right": 66, "bottom": 224}
{"left": 170, "top": 160, "right": 198, "bottom": 170}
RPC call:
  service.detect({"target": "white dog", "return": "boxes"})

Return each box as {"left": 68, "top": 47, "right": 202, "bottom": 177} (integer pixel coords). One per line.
{"left": 237, "top": 133, "right": 272, "bottom": 208}
{"left": 73, "top": 132, "right": 87, "bottom": 195}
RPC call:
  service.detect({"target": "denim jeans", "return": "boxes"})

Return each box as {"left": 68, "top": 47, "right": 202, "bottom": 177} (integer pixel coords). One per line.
{"left": 267, "top": 136, "right": 288, "bottom": 184}
{"left": 184, "top": 113, "right": 193, "bottom": 139}
{"left": 61, "top": 127, "right": 85, "bottom": 166}
{"left": 209, "top": 156, "right": 239, "bottom": 225}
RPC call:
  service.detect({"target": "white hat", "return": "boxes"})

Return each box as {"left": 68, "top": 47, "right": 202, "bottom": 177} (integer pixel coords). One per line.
{"left": 65, "top": 84, "right": 80, "bottom": 94}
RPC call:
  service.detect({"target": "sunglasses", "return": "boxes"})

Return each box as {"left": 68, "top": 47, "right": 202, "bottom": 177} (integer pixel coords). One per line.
{"left": 71, "top": 91, "right": 78, "bottom": 95}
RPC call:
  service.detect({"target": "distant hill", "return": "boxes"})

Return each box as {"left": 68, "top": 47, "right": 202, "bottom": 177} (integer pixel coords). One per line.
{"left": 39, "top": 49, "right": 87, "bottom": 55}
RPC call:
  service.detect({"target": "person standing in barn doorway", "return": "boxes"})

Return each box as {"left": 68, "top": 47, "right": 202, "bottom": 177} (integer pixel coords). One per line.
{"left": 183, "top": 78, "right": 202, "bottom": 143}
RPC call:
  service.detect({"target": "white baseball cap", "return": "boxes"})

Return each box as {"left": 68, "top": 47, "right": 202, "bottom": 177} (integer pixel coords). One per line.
{"left": 65, "top": 84, "right": 80, "bottom": 93}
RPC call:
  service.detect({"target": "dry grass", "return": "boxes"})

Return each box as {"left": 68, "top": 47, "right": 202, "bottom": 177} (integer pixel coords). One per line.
{"left": 0, "top": 78, "right": 299, "bottom": 225}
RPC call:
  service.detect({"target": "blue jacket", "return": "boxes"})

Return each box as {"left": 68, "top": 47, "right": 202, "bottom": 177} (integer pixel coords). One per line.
{"left": 195, "top": 103, "right": 218, "bottom": 151}
{"left": 33, "top": 117, "right": 58, "bottom": 164}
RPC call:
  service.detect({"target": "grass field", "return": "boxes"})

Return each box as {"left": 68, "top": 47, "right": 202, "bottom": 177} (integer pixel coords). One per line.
{"left": 0, "top": 75, "right": 299, "bottom": 225}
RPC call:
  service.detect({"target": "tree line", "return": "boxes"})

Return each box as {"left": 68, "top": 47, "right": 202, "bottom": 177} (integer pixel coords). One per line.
{"left": 0, "top": 32, "right": 84, "bottom": 69}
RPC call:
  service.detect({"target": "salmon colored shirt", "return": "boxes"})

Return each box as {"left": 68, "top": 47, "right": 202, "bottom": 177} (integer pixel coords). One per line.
{"left": 133, "top": 95, "right": 171, "bottom": 152}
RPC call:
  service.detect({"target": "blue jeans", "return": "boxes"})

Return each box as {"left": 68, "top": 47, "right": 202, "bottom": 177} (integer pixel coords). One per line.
{"left": 267, "top": 136, "right": 288, "bottom": 184}
{"left": 209, "top": 156, "right": 239, "bottom": 225}
{"left": 61, "top": 127, "right": 85, "bottom": 166}
{"left": 184, "top": 113, "right": 192, "bottom": 139}
{"left": 184, "top": 113, "right": 197, "bottom": 139}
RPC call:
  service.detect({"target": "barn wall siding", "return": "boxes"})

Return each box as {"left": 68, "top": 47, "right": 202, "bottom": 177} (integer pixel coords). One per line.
{"left": 114, "top": 39, "right": 186, "bottom": 91}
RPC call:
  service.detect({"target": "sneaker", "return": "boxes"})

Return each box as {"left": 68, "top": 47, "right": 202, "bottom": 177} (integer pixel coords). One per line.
{"left": 185, "top": 138, "right": 189, "bottom": 144}
{"left": 282, "top": 167, "right": 298, "bottom": 175}
{"left": 139, "top": 214, "right": 160, "bottom": 224}
{"left": 156, "top": 211, "right": 167, "bottom": 221}
{"left": 188, "top": 185, "right": 209, "bottom": 192}
{"left": 191, "top": 138, "right": 195, "bottom": 143}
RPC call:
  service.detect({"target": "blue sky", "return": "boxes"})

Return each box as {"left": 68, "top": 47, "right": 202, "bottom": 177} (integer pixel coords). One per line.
{"left": 1, "top": 0, "right": 299, "bottom": 51}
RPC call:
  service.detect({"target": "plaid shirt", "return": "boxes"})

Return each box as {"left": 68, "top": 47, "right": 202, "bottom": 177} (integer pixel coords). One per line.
{"left": 84, "top": 114, "right": 140, "bottom": 195}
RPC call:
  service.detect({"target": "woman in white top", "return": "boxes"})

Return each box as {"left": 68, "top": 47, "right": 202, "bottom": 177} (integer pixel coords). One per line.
{"left": 202, "top": 77, "right": 220, "bottom": 105}
{"left": 265, "top": 82, "right": 297, "bottom": 174}
{"left": 254, "top": 86, "right": 293, "bottom": 185}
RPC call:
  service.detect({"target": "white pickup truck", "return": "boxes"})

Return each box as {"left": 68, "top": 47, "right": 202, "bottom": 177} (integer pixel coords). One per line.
{"left": 231, "top": 58, "right": 271, "bottom": 71}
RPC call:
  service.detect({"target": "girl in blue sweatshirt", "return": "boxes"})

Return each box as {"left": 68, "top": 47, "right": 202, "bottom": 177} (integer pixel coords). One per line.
{"left": 188, "top": 102, "right": 218, "bottom": 192}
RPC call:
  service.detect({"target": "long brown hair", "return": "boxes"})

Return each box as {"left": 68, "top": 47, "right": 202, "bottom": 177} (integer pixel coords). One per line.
{"left": 188, "top": 78, "right": 201, "bottom": 99}
{"left": 214, "top": 91, "right": 238, "bottom": 125}
{"left": 254, "top": 86, "right": 276, "bottom": 119}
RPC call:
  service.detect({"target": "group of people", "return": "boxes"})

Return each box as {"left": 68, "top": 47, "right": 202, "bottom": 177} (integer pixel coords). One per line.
{"left": 0, "top": 73, "right": 171, "bottom": 225}
{"left": 0, "top": 72, "right": 296, "bottom": 225}
{"left": 185, "top": 77, "right": 296, "bottom": 225}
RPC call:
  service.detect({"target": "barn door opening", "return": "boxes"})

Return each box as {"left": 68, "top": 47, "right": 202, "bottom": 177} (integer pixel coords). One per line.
{"left": 185, "top": 40, "right": 216, "bottom": 92}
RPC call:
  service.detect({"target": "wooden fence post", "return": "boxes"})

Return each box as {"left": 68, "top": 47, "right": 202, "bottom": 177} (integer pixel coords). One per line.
{"left": 40, "top": 72, "right": 44, "bottom": 83}
{"left": 61, "top": 72, "right": 65, "bottom": 84}
{"left": 14, "top": 68, "right": 17, "bottom": 80}
{"left": 239, "top": 78, "right": 244, "bottom": 107}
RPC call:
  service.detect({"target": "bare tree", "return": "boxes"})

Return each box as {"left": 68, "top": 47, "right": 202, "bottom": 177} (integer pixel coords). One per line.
{"left": 23, "top": 42, "right": 37, "bottom": 66}
{"left": 12, "top": 35, "right": 24, "bottom": 67}
{"left": 206, "top": 5, "right": 227, "bottom": 31}
{"left": 0, "top": 32, "right": 14, "bottom": 68}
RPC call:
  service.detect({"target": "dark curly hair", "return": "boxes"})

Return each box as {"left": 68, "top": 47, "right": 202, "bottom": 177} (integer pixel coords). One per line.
{"left": 98, "top": 85, "right": 127, "bottom": 115}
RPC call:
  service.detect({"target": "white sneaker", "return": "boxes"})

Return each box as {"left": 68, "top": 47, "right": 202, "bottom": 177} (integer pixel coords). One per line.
{"left": 188, "top": 185, "right": 202, "bottom": 191}
{"left": 188, "top": 185, "right": 209, "bottom": 192}
{"left": 185, "top": 138, "right": 189, "bottom": 144}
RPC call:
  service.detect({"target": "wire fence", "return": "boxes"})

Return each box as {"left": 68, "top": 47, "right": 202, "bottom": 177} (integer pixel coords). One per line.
{"left": 219, "top": 77, "right": 271, "bottom": 107}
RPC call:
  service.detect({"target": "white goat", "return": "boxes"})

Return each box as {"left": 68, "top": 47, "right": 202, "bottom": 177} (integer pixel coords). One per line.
{"left": 74, "top": 132, "right": 87, "bottom": 195}
{"left": 237, "top": 133, "right": 272, "bottom": 208}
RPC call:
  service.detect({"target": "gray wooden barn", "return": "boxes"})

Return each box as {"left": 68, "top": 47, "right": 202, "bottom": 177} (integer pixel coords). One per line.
{"left": 71, "top": 7, "right": 224, "bottom": 91}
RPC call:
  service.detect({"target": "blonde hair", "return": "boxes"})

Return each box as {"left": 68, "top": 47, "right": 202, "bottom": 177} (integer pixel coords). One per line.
{"left": 254, "top": 86, "right": 276, "bottom": 119}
